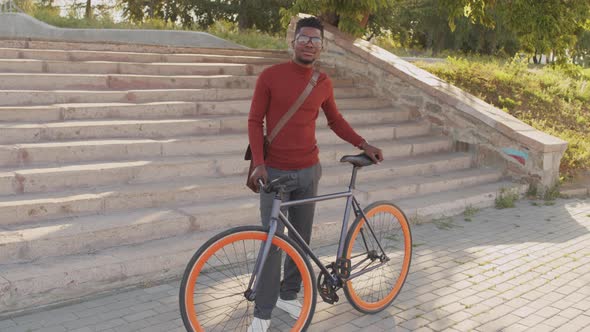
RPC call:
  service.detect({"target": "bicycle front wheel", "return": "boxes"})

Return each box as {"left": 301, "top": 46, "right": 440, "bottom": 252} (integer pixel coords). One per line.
{"left": 179, "top": 226, "right": 316, "bottom": 332}
{"left": 343, "top": 201, "right": 412, "bottom": 313}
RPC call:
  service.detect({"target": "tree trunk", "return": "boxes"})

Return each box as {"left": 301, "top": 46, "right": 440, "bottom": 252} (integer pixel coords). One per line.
{"left": 319, "top": 11, "right": 339, "bottom": 27}
{"left": 237, "top": 0, "right": 252, "bottom": 32}
{"left": 238, "top": 16, "right": 250, "bottom": 32}
{"left": 360, "top": 12, "right": 370, "bottom": 29}
{"left": 85, "top": 0, "right": 92, "bottom": 19}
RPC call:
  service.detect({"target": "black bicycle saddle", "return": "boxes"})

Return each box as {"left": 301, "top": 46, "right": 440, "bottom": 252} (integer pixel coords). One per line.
{"left": 339, "top": 153, "right": 375, "bottom": 167}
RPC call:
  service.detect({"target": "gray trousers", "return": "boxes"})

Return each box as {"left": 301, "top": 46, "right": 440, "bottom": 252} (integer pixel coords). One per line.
{"left": 254, "top": 163, "right": 321, "bottom": 319}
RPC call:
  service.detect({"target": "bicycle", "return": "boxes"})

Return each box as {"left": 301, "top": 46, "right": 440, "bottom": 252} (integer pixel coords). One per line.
{"left": 179, "top": 153, "right": 412, "bottom": 331}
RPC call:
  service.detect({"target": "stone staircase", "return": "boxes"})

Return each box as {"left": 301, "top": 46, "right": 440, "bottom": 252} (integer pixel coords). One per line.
{"left": 0, "top": 40, "right": 525, "bottom": 315}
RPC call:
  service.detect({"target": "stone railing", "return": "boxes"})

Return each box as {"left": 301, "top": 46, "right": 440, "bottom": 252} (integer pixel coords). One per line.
{"left": 288, "top": 15, "right": 567, "bottom": 189}
{"left": 0, "top": 12, "right": 245, "bottom": 49}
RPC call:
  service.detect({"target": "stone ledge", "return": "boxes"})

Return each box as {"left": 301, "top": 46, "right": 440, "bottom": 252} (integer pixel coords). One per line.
{"left": 324, "top": 26, "right": 567, "bottom": 155}
{"left": 287, "top": 14, "right": 567, "bottom": 187}
{"left": 0, "top": 13, "right": 244, "bottom": 49}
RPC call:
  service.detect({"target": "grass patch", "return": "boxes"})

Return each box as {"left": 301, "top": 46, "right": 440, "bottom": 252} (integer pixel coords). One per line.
{"left": 463, "top": 205, "right": 479, "bottom": 221}
{"left": 543, "top": 184, "right": 561, "bottom": 201}
{"left": 416, "top": 57, "right": 590, "bottom": 181}
{"left": 433, "top": 216, "right": 463, "bottom": 230}
{"left": 526, "top": 184, "right": 539, "bottom": 199}
{"left": 495, "top": 188, "right": 520, "bottom": 209}
{"left": 207, "top": 21, "right": 286, "bottom": 50}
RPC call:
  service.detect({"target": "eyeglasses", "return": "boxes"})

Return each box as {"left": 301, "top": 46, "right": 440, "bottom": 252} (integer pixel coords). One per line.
{"left": 295, "top": 35, "right": 322, "bottom": 48}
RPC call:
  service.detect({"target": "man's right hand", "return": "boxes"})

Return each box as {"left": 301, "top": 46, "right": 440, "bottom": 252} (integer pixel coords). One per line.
{"left": 249, "top": 165, "right": 268, "bottom": 191}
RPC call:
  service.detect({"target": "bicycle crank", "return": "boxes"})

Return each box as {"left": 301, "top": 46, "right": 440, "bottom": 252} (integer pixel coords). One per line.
{"left": 317, "top": 268, "right": 340, "bottom": 304}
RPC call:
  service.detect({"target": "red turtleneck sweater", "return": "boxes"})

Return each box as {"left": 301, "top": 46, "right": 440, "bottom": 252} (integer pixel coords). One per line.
{"left": 248, "top": 61, "right": 364, "bottom": 170}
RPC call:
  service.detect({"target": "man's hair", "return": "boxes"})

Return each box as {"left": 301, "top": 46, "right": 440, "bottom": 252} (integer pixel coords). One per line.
{"left": 295, "top": 17, "right": 324, "bottom": 38}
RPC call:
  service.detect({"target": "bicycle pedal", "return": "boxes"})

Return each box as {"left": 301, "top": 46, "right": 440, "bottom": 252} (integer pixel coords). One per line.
{"left": 335, "top": 257, "right": 351, "bottom": 279}
{"left": 319, "top": 289, "right": 339, "bottom": 304}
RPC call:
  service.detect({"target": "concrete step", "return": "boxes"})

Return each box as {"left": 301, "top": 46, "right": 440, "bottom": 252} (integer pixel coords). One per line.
{"left": 189, "top": 98, "right": 395, "bottom": 116}
{"left": 0, "top": 73, "right": 260, "bottom": 90}
{"left": 397, "top": 181, "right": 529, "bottom": 221}
{"left": 0, "top": 58, "right": 341, "bottom": 77}
{"left": 0, "top": 122, "right": 444, "bottom": 167}
{"left": 0, "top": 87, "right": 376, "bottom": 107}
{"left": 0, "top": 38, "right": 289, "bottom": 53}
{"left": 0, "top": 102, "right": 200, "bottom": 122}
{"left": 0, "top": 47, "right": 288, "bottom": 64}
{"left": 0, "top": 166, "right": 499, "bottom": 264}
{"left": 0, "top": 109, "right": 423, "bottom": 144}
{"left": 0, "top": 179, "right": 525, "bottom": 315}
{"left": 0, "top": 136, "right": 453, "bottom": 225}
{"left": 0, "top": 59, "right": 270, "bottom": 76}
{"left": 0, "top": 73, "right": 355, "bottom": 91}
{"left": 0, "top": 40, "right": 291, "bottom": 58}
{"left": 0, "top": 118, "right": 222, "bottom": 144}
{"left": 0, "top": 148, "right": 467, "bottom": 196}
{"left": 0, "top": 101, "right": 408, "bottom": 123}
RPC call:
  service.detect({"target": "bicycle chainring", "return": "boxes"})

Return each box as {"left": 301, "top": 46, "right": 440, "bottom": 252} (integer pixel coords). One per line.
{"left": 317, "top": 267, "right": 340, "bottom": 304}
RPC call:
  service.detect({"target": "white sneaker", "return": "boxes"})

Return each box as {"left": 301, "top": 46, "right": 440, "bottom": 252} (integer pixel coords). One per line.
{"left": 247, "top": 317, "right": 270, "bottom": 332}
{"left": 276, "top": 298, "right": 302, "bottom": 319}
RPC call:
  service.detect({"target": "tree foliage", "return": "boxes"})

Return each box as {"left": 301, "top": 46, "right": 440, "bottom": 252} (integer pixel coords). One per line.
{"left": 281, "top": 0, "right": 392, "bottom": 36}
{"left": 497, "top": 0, "right": 590, "bottom": 62}
{"left": 40, "top": 0, "right": 589, "bottom": 66}
{"left": 119, "top": 0, "right": 293, "bottom": 33}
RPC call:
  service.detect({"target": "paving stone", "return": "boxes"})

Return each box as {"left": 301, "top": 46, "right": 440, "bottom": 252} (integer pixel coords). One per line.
{"left": 559, "top": 307, "right": 585, "bottom": 320}
{"left": 0, "top": 197, "right": 588, "bottom": 331}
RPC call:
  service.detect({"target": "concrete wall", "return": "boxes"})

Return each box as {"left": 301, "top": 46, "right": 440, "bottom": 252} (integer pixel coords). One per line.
{"left": 0, "top": 13, "right": 245, "bottom": 49}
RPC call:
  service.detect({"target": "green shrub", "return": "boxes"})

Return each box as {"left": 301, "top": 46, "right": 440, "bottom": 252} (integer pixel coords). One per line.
{"left": 495, "top": 188, "right": 519, "bottom": 209}
{"left": 207, "top": 21, "right": 286, "bottom": 50}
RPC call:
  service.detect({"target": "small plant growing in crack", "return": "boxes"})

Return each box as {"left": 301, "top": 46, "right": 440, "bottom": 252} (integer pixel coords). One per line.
{"left": 463, "top": 205, "right": 479, "bottom": 221}
{"left": 433, "top": 216, "right": 461, "bottom": 230}
{"left": 495, "top": 187, "right": 519, "bottom": 209}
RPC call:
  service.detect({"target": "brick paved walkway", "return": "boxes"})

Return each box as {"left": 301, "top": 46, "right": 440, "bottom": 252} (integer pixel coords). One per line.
{"left": 1, "top": 197, "right": 589, "bottom": 332}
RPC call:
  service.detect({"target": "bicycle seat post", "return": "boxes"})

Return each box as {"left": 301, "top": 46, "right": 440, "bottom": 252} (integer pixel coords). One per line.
{"left": 349, "top": 166, "right": 359, "bottom": 190}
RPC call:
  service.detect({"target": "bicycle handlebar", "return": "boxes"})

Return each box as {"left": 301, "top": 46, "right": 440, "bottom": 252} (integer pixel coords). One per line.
{"left": 257, "top": 173, "right": 298, "bottom": 193}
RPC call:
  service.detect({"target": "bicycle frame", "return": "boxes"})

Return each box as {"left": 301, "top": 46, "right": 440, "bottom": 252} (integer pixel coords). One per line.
{"left": 247, "top": 166, "right": 390, "bottom": 299}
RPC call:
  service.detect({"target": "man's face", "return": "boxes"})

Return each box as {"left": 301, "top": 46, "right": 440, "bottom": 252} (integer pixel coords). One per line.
{"left": 292, "top": 27, "right": 322, "bottom": 65}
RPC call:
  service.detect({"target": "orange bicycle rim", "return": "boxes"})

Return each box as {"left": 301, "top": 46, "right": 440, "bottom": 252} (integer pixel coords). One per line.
{"left": 346, "top": 204, "right": 412, "bottom": 311}
{"left": 183, "top": 231, "right": 313, "bottom": 332}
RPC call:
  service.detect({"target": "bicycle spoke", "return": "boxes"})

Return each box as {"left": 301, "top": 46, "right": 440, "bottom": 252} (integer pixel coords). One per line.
{"left": 343, "top": 203, "right": 411, "bottom": 313}
{"left": 180, "top": 228, "right": 316, "bottom": 331}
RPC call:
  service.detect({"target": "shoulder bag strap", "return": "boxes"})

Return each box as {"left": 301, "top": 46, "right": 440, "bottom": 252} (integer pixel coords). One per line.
{"left": 266, "top": 70, "right": 320, "bottom": 143}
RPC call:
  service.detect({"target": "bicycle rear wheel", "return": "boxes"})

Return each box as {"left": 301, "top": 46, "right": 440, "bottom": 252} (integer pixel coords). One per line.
{"left": 179, "top": 226, "right": 316, "bottom": 331}
{"left": 343, "top": 201, "right": 412, "bottom": 313}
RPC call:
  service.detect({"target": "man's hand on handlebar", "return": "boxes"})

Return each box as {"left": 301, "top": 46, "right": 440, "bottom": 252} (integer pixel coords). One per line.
{"left": 250, "top": 165, "right": 268, "bottom": 193}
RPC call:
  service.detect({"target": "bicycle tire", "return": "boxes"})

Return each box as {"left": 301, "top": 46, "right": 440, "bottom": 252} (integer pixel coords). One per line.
{"left": 179, "top": 226, "right": 317, "bottom": 331}
{"left": 342, "top": 201, "right": 412, "bottom": 314}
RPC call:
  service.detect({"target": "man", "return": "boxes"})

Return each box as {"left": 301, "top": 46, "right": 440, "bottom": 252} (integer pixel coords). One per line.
{"left": 247, "top": 16, "right": 383, "bottom": 331}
